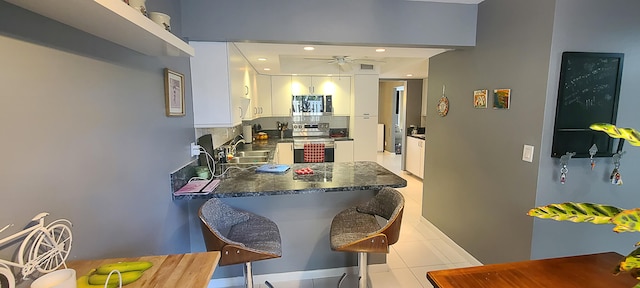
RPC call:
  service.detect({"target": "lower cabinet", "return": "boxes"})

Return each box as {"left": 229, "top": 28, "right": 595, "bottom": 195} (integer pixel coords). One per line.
{"left": 276, "top": 142, "right": 293, "bottom": 164}
{"left": 334, "top": 141, "right": 354, "bottom": 162}
{"left": 406, "top": 136, "right": 425, "bottom": 179}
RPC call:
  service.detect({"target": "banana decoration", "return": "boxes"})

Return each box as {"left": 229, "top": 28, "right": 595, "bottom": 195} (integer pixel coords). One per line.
{"left": 77, "top": 269, "right": 117, "bottom": 288}
{"left": 88, "top": 271, "right": 144, "bottom": 286}
{"left": 95, "top": 261, "right": 153, "bottom": 274}
{"left": 76, "top": 261, "right": 153, "bottom": 287}
{"left": 528, "top": 202, "right": 623, "bottom": 224}
{"left": 590, "top": 123, "right": 640, "bottom": 146}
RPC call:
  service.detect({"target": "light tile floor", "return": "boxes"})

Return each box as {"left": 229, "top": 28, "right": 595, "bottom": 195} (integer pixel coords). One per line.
{"left": 234, "top": 152, "right": 481, "bottom": 288}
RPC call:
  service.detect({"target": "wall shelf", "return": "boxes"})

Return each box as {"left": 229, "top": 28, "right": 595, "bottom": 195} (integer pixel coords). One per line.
{"left": 5, "top": 0, "right": 195, "bottom": 57}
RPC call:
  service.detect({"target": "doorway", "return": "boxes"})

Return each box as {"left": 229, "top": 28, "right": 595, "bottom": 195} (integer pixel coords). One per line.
{"left": 393, "top": 86, "right": 405, "bottom": 155}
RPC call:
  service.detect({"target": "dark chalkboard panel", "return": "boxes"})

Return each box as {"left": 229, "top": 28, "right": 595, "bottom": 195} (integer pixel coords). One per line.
{"left": 551, "top": 52, "right": 624, "bottom": 158}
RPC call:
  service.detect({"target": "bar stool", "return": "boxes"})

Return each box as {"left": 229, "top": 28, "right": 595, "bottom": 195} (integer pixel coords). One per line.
{"left": 199, "top": 198, "right": 282, "bottom": 288}
{"left": 330, "top": 187, "right": 405, "bottom": 288}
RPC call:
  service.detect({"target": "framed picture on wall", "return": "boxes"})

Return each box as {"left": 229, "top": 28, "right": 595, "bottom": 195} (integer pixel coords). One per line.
{"left": 164, "top": 68, "right": 185, "bottom": 117}
{"left": 473, "top": 89, "right": 488, "bottom": 108}
{"left": 493, "top": 89, "right": 511, "bottom": 109}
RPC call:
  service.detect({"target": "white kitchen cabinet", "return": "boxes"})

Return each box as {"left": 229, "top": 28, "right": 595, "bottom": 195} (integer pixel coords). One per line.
{"left": 334, "top": 141, "right": 354, "bottom": 162}
{"left": 351, "top": 74, "right": 380, "bottom": 162}
{"left": 353, "top": 74, "right": 379, "bottom": 117}
{"left": 242, "top": 63, "right": 257, "bottom": 120}
{"left": 271, "top": 76, "right": 293, "bottom": 116}
{"left": 352, "top": 116, "right": 378, "bottom": 162}
{"left": 276, "top": 142, "right": 294, "bottom": 164}
{"left": 329, "top": 76, "right": 351, "bottom": 116}
{"left": 254, "top": 74, "right": 272, "bottom": 117}
{"left": 406, "top": 136, "right": 425, "bottom": 179}
{"left": 291, "top": 76, "right": 330, "bottom": 95}
{"left": 190, "top": 42, "right": 250, "bottom": 127}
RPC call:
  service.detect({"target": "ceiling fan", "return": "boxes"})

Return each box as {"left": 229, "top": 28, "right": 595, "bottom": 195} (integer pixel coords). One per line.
{"left": 304, "top": 56, "right": 385, "bottom": 71}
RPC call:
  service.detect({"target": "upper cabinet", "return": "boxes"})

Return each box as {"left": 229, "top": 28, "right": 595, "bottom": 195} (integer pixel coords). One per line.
{"left": 272, "top": 75, "right": 351, "bottom": 116}
{"left": 255, "top": 75, "right": 272, "bottom": 118}
{"left": 5, "top": 0, "right": 194, "bottom": 57}
{"left": 271, "top": 76, "right": 293, "bottom": 116}
{"left": 190, "top": 42, "right": 250, "bottom": 127}
{"left": 353, "top": 74, "right": 379, "bottom": 117}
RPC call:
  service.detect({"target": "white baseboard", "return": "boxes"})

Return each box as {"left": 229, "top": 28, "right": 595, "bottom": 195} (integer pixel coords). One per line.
{"left": 419, "top": 217, "right": 483, "bottom": 266}
{"left": 208, "top": 264, "right": 389, "bottom": 287}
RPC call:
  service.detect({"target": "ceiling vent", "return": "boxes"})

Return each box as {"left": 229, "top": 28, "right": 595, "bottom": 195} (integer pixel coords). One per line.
{"left": 360, "top": 64, "right": 374, "bottom": 70}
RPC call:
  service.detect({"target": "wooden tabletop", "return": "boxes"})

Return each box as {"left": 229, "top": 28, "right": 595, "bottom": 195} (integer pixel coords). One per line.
{"left": 427, "top": 252, "right": 638, "bottom": 288}
{"left": 66, "top": 251, "right": 220, "bottom": 288}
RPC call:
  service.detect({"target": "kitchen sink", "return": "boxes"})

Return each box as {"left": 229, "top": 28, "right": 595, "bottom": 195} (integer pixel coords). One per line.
{"left": 234, "top": 150, "right": 270, "bottom": 157}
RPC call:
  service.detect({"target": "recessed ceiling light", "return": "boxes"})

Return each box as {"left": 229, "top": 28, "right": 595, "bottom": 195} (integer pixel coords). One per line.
{"left": 406, "top": 74, "right": 413, "bottom": 77}
{"left": 258, "top": 58, "right": 267, "bottom": 61}
{"left": 375, "top": 48, "right": 386, "bottom": 52}
{"left": 263, "top": 68, "right": 271, "bottom": 71}
{"left": 303, "top": 46, "right": 315, "bottom": 51}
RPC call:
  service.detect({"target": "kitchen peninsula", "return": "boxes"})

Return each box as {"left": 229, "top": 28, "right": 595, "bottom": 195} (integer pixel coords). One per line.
{"left": 175, "top": 152, "right": 407, "bottom": 281}
{"left": 174, "top": 161, "right": 405, "bottom": 199}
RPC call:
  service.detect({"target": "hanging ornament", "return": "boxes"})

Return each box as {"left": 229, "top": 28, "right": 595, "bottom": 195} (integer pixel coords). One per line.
{"left": 588, "top": 144, "right": 598, "bottom": 170}
{"left": 559, "top": 152, "right": 575, "bottom": 185}
{"left": 437, "top": 85, "right": 449, "bottom": 117}
{"left": 610, "top": 152, "right": 624, "bottom": 186}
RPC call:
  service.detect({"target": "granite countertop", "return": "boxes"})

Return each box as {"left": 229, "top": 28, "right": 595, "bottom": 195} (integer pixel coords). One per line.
{"left": 173, "top": 161, "right": 407, "bottom": 200}
{"left": 409, "top": 134, "right": 426, "bottom": 140}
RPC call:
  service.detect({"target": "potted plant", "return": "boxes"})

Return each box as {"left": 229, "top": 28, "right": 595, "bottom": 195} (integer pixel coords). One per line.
{"left": 529, "top": 123, "right": 640, "bottom": 287}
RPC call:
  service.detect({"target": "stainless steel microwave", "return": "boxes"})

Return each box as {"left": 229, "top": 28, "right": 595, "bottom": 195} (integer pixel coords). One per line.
{"left": 292, "top": 95, "right": 333, "bottom": 115}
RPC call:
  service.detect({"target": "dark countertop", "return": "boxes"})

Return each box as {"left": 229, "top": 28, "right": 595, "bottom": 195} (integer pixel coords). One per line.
{"left": 409, "top": 134, "right": 425, "bottom": 140}
{"left": 173, "top": 161, "right": 407, "bottom": 200}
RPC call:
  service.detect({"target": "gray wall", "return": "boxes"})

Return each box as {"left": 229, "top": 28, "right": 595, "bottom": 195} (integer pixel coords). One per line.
{"left": 0, "top": 0, "right": 195, "bottom": 264}
{"left": 423, "top": 0, "right": 556, "bottom": 264}
{"left": 532, "top": 0, "right": 640, "bottom": 259}
{"left": 181, "top": 0, "right": 478, "bottom": 47}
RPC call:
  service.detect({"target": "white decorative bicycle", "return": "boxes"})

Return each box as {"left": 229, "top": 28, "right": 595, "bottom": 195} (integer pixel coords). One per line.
{"left": 0, "top": 213, "right": 72, "bottom": 288}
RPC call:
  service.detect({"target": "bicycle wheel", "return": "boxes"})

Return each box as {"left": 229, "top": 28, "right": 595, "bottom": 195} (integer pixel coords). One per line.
{"left": 0, "top": 264, "right": 15, "bottom": 288}
{"left": 30, "top": 222, "right": 72, "bottom": 273}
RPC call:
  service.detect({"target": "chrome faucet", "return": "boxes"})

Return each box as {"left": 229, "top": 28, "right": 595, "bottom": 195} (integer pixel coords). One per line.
{"left": 230, "top": 135, "right": 245, "bottom": 155}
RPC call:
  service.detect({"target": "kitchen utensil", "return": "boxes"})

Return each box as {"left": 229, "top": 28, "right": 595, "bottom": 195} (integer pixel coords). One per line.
{"left": 149, "top": 12, "right": 171, "bottom": 31}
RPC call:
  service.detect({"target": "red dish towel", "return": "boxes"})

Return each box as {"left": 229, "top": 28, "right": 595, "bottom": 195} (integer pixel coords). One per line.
{"left": 304, "top": 143, "right": 325, "bottom": 163}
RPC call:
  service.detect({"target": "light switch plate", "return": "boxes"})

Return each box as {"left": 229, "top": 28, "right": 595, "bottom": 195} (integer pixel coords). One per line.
{"left": 522, "top": 145, "right": 534, "bottom": 162}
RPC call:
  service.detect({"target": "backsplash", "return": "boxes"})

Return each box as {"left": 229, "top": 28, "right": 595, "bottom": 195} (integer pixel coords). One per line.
{"left": 195, "top": 125, "right": 242, "bottom": 148}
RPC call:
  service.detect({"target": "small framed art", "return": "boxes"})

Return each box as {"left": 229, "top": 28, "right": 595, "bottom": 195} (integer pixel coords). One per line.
{"left": 473, "top": 89, "right": 488, "bottom": 108}
{"left": 493, "top": 89, "right": 511, "bottom": 109}
{"left": 165, "top": 68, "right": 185, "bottom": 116}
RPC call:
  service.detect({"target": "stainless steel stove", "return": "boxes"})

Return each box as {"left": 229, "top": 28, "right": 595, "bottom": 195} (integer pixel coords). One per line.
{"left": 292, "top": 122, "right": 334, "bottom": 162}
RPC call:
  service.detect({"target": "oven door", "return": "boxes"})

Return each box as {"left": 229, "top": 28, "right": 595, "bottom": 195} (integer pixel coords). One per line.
{"left": 293, "top": 147, "right": 334, "bottom": 163}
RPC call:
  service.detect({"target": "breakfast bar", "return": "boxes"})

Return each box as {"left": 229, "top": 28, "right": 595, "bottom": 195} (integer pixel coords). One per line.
{"left": 175, "top": 161, "right": 407, "bottom": 281}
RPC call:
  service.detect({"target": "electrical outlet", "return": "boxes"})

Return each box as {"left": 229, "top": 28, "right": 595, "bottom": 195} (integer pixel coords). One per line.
{"left": 190, "top": 143, "right": 201, "bottom": 157}
{"left": 522, "top": 145, "right": 534, "bottom": 163}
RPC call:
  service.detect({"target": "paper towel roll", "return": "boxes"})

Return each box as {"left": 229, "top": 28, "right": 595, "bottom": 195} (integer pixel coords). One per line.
{"left": 243, "top": 125, "right": 253, "bottom": 143}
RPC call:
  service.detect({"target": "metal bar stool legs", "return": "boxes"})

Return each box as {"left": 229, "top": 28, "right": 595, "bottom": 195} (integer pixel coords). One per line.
{"left": 244, "top": 262, "right": 254, "bottom": 288}
{"left": 330, "top": 187, "right": 405, "bottom": 288}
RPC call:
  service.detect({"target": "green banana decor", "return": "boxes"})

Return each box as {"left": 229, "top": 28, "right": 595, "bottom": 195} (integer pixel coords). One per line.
{"left": 76, "top": 261, "right": 153, "bottom": 287}
{"left": 529, "top": 123, "right": 640, "bottom": 287}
